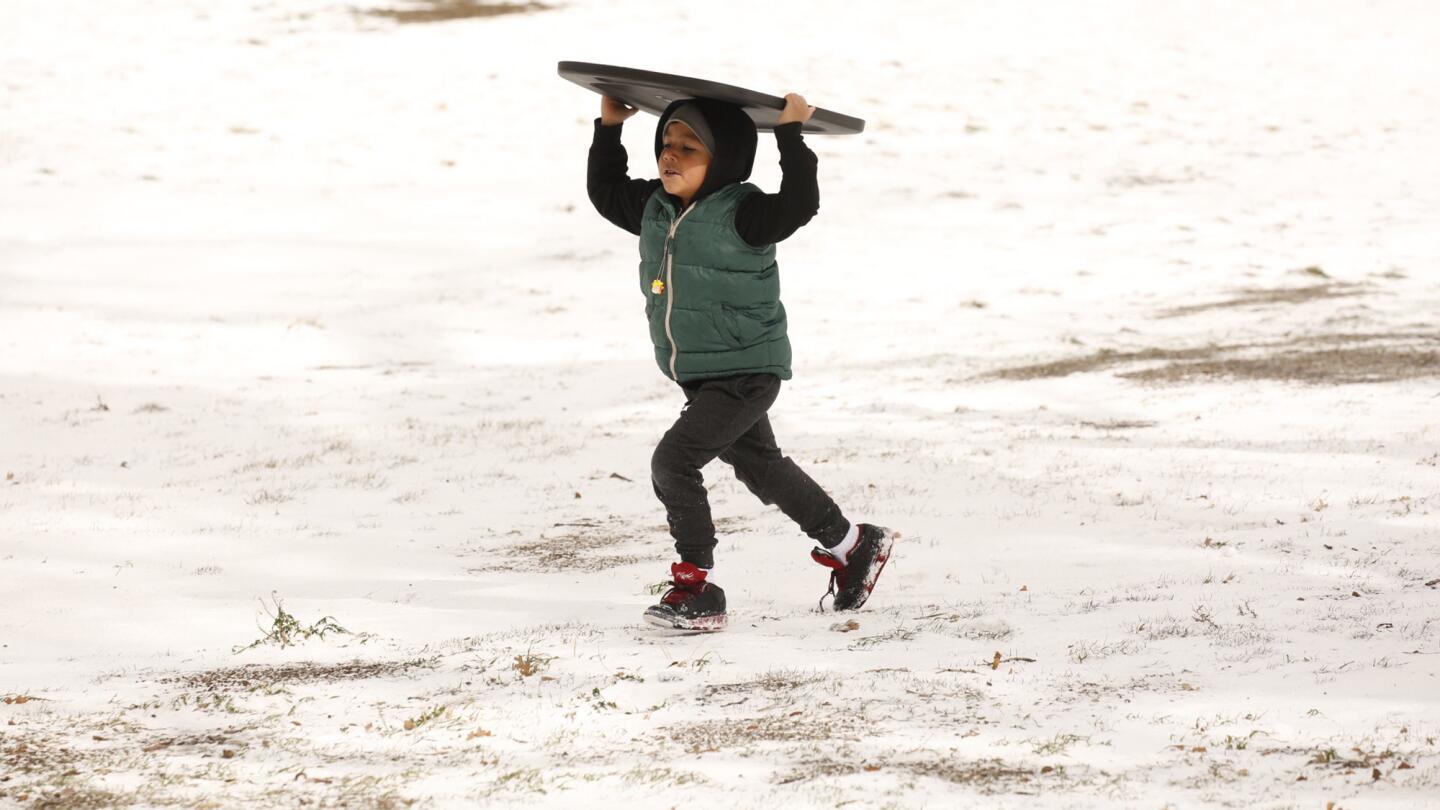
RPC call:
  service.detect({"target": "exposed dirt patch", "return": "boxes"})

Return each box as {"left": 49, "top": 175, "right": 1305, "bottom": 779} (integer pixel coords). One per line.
{"left": 1159, "top": 283, "right": 1367, "bottom": 318}
{"left": 159, "top": 658, "right": 437, "bottom": 691}
{"left": 1125, "top": 345, "right": 1440, "bottom": 384}
{"left": 665, "top": 715, "right": 851, "bottom": 753}
{"left": 987, "top": 332, "right": 1440, "bottom": 385}
{"left": 988, "top": 345, "right": 1218, "bottom": 381}
{"left": 361, "top": 0, "right": 551, "bottom": 24}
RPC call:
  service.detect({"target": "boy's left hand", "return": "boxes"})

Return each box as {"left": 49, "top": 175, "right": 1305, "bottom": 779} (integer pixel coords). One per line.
{"left": 777, "top": 92, "right": 816, "bottom": 126}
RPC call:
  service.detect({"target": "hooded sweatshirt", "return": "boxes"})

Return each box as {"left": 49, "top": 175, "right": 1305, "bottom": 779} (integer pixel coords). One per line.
{"left": 587, "top": 100, "right": 819, "bottom": 247}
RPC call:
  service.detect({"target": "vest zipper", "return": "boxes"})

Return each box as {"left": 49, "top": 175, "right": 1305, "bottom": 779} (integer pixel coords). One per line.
{"left": 662, "top": 203, "right": 696, "bottom": 380}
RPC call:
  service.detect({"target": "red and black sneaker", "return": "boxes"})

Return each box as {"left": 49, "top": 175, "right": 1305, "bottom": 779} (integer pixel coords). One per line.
{"left": 643, "top": 562, "right": 727, "bottom": 632}
{"left": 811, "top": 524, "right": 898, "bottom": 611}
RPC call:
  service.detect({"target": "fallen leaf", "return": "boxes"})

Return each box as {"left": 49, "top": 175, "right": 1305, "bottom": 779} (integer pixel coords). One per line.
{"left": 403, "top": 719, "right": 416, "bottom": 731}
{"left": 863, "top": 764, "right": 881, "bottom": 772}
{"left": 1398, "top": 761, "right": 1413, "bottom": 770}
{"left": 1040, "top": 765, "right": 1054, "bottom": 774}
{"left": 829, "top": 619, "right": 860, "bottom": 633}
{"left": 1019, "top": 585, "right": 1028, "bottom": 592}
{"left": 1191, "top": 746, "right": 1207, "bottom": 753}
{"left": 222, "top": 749, "right": 235, "bottom": 759}
{"left": 467, "top": 728, "right": 492, "bottom": 739}
{"left": 1372, "top": 768, "right": 1381, "bottom": 781}
{"left": 990, "top": 652, "right": 1002, "bottom": 671}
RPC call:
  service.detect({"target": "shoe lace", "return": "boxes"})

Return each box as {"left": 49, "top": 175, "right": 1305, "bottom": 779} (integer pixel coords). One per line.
{"left": 816, "top": 570, "right": 839, "bottom": 611}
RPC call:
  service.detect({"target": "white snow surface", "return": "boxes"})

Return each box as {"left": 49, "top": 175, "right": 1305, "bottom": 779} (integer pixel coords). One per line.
{"left": 3, "top": 0, "right": 1440, "bottom": 807}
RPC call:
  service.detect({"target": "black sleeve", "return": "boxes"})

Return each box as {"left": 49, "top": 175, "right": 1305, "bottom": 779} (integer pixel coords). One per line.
{"left": 734, "top": 122, "right": 820, "bottom": 247}
{"left": 587, "top": 119, "right": 662, "bottom": 236}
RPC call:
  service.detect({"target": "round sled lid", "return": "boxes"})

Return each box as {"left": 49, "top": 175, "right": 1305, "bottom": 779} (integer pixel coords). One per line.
{"left": 558, "top": 61, "right": 865, "bottom": 135}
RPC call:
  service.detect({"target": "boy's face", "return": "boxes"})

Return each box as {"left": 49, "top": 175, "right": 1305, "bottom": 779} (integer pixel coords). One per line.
{"left": 658, "top": 121, "right": 710, "bottom": 204}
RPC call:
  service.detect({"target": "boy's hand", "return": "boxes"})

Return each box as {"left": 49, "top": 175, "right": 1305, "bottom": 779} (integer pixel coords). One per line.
{"left": 777, "top": 92, "right": 815, "bottom": 126}
{"left": 601, "top": 95, "right": 638, "bottom": 126}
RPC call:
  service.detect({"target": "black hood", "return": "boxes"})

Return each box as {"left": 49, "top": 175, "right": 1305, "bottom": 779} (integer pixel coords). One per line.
{"left": 654, "top": 97, "right": 757, "bottom": 205}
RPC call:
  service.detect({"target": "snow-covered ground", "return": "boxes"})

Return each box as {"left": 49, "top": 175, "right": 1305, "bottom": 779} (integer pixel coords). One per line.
{"left": 3, "top": 0, "right": 1439, "bottom": 806}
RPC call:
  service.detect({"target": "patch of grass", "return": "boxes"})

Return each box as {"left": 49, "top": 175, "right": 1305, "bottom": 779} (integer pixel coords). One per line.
{"left": 779, "top": 756, "right": 1066, "bottom": 793}
{"left": 917, "top": 614, "right": 1013, "bottom": 641}
{"left": 619, "top": 765, "right": 706, "bottom": 785}
{"left": 470, "top": 517, "right": 663, "bottom": 573}
{"left": 403, "top": 705, "right": 446, "bottom": 731}
{"left": 0, "top": 736, "right": 134, "bottom": 809}
{"left": 666, "top": 715, "right": 848, "bottom": 753}
{"left": 482, "top": 768, "right": 548, "bottom": 796}
{"left": 8, "top": 785, "right": 133, "bottom": 809}
{"left": 362, "top": 0, "right": 551, "bottom": 24}
{"left": 161, "top": 658, "right": 436, "bottom": 691}
{"left": 1133, "top": 614, "right": 1196, "bottom": 640}
{"left": 848, "top": 627, "right": 919, "bottom": 650}
{"left": 1031, "top": 732, "right": 1093, "bottom": 756}
{"left": 1067, "top": 639, "right": 1145, "bottom": 663}
{"left": 511, "top": 650, "right": 555, "bottom": 677}
{"left": 1078, "top": 418, "right": 1156, "bottom": 430}
{"left": 699, "top": 671, "right": 824, "bottom": 702}
{"left": 243, "top": 489, "right": 294, "bottom": 505}
{"left": 233, "top": 595, "right": 351, "bottom": 654}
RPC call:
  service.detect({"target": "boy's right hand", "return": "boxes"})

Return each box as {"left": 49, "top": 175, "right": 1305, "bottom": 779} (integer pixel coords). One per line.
{"left": 601, "top": 96, "right": 638, "bottom": 126}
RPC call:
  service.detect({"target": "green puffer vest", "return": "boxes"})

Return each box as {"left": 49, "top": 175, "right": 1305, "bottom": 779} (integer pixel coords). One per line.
{"left": 638, "top": 183, "right": 792, "bottom": 382}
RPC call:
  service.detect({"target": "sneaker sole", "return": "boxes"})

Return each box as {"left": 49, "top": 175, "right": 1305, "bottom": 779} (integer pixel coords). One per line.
{"left": 835, "top": 528, "right": 899, "bottom": 611}
{"left": 642, "top": 610, "right": 728, "bottom": 633}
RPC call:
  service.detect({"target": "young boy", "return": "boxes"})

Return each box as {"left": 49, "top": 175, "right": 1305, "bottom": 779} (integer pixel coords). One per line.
{"left": 586, "top": 91, "right": 896, "bottom": 632}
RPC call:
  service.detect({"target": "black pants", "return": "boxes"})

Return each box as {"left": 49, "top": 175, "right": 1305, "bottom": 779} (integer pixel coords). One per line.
{"left": 651, "top": 373, "right": 848, "bottom": 569}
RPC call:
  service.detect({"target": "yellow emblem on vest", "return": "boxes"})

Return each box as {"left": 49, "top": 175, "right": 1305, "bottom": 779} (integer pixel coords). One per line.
{"left": 651, "top": 279, "right": 665, "bottom": 295}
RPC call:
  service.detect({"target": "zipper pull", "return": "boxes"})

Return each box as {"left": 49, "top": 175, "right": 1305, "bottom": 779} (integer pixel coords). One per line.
{"left": 651, "top": 279, "right": 665, "bottom": 295}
